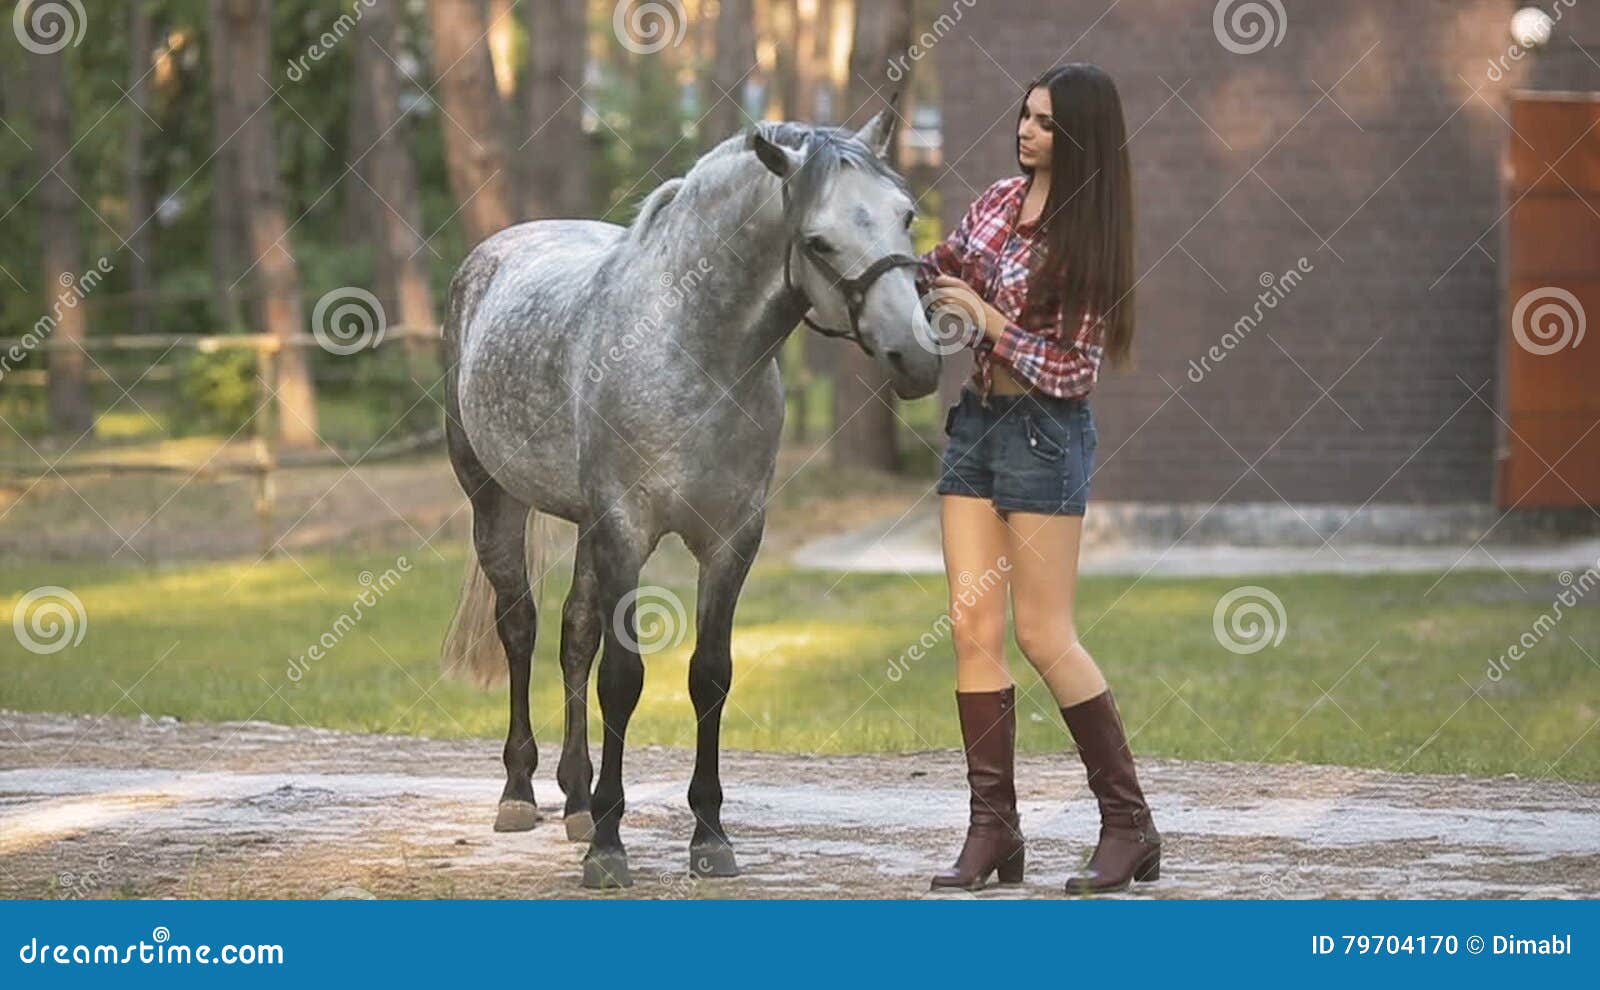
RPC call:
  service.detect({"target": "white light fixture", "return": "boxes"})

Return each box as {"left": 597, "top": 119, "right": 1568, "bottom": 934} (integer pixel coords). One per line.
{"left": 1511, "top": 7, "right": 1555, "bottom": 49}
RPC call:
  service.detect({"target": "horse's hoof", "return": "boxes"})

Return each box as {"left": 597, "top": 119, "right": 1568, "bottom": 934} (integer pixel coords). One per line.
{"left": 582, "top": 848, "right": 633, "bottom": 889}
{"left": 689, "top": 840, "right": 739, "bottom": 878}
{"left": 564, "top": 811, "right": 594, "bottom": 843}
{"left": 493, "top": 800, "right": 541, "bottom": 832}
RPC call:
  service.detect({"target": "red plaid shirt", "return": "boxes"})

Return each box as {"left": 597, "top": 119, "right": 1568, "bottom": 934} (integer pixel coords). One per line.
{"left": 916, "top": 175, "right": 1105, "bottom": 403}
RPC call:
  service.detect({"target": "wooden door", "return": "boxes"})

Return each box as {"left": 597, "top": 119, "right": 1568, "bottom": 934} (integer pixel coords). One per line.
{"left": 1498, "top": 92, "right": 1600, "bottom": 508}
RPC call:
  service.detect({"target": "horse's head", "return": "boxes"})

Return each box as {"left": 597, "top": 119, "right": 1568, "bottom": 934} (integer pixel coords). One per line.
{"left": 750, "top": 115, "right": 941, "bottom": 399}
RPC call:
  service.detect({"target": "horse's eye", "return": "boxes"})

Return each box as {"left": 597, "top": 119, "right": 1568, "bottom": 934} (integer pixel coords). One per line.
{"left": 902, "top": 210, "right": 915, "bottom": 229}
{"left": 804, "top": 235, "right": 833, "bottom": 254}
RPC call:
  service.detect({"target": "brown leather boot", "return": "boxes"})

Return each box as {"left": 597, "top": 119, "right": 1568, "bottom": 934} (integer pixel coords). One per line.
{"left": 930, "top": 687, "right": 1025, "bottom": 891}
{"left": 1059, "top": 689, "right": 1161, "bottom": 894}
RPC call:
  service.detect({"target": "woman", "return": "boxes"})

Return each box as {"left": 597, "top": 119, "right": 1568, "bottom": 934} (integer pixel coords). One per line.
{"left": 915, "top": 64, "right": 1159, "bottom": 894}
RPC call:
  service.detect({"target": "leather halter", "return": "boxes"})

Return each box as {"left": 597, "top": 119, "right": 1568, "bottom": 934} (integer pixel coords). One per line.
{"left": 780, "top": 183, "right": 919, "bottom": 358}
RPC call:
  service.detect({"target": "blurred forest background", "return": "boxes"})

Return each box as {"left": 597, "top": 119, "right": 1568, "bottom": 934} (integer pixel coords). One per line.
{"left": 0, "top": 0, "right": 948, "bottom": 471}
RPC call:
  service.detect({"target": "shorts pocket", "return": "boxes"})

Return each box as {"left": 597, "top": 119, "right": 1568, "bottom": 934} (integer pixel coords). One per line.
{"left": 1023, "top": 413, "right": 1064, "bottom": 461}
{"left": 944, "top": 403, "right": 960, "bottom": 437}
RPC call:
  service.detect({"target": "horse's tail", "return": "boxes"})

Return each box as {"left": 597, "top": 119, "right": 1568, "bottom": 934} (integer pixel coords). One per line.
{"left": 440, "top": 512, "right": 550, "bottom": 687}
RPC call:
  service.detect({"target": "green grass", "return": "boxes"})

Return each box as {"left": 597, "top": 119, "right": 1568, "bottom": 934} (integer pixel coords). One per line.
{"left": 2, "top": 550, "right": 1596, "bottom": 780}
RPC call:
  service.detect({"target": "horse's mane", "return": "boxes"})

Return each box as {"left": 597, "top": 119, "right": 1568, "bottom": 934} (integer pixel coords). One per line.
{"left": 629, "top": 178, "right": 683, "bottom": 236}
{"left": 626, "top": 120, "right": 908, "bottom": 242}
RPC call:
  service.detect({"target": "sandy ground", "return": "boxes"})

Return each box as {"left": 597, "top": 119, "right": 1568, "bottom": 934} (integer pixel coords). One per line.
{"left": 2, "top": 710, "right": 1595, "bottom": 900}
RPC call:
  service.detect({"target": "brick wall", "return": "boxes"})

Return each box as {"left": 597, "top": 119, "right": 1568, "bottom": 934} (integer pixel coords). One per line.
{"left": 929, "top": 0, "right": 1599, "bottom": 504}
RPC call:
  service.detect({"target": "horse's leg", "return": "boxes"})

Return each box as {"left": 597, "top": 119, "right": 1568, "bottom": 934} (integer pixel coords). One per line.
{"left": 685, "top": 515, "right": 765, "bottom": 878}
{"left": 582, "top": 511, "right": 649, "bottom": 889}
{"left": 472, "top": 484, "right": 542, "bottom": 832}
{"left": 556, "top": 531, "right": 600, "bottom": 842}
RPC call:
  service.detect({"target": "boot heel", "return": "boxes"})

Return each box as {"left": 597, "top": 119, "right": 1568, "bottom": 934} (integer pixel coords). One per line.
{"left": 995, "top": 847, "right": 1026, "bottom": 885}
{"left": 1133, "top": 849, "right": 1160, "bottom": 883}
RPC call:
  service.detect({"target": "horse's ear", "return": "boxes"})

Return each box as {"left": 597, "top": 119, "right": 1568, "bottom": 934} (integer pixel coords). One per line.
{"left": 749, "top": 127, "right": 804, "bottom": 178}
{"left": 853, "top": 94, "right": 900, "bottom": 158}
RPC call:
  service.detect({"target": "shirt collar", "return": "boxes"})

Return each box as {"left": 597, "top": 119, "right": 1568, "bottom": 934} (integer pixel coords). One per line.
{"left": 1010, "top": 174, "right": 1041, "bottom": 236}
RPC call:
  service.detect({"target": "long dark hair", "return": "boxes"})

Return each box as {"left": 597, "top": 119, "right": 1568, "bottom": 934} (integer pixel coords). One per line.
{"left": 1014, "top": 64, "right": 1135, "bottom": 367}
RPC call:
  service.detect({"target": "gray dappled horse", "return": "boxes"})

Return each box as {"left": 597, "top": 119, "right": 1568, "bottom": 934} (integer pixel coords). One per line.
{"left": 441, "top": 109, "right": 941, "bottom": 888}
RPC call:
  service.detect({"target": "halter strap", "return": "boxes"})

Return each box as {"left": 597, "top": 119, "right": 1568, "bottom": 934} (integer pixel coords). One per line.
{"left": 779, "top": 183, "right": 919, "bottom": 357}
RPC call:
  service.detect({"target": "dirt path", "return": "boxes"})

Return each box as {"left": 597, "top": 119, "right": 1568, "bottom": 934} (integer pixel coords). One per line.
{"left": 2, "top": 711, "right": 1595, "bottom": 899}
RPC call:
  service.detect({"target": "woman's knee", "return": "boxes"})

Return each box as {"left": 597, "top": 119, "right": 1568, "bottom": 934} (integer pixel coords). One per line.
{"left": 1013, "top": 616, "right": 1079, "bottom": 669}
{"left": 950, "top": 604, "right": 1006, "bottom": 663}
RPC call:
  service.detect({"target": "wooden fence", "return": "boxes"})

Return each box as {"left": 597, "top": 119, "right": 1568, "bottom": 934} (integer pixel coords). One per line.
{"left": 0, "top": 328, "right": 443, "bottom": 555}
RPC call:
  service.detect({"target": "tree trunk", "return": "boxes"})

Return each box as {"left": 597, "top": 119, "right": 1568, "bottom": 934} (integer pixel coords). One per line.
{"left": 428, "top": 0, "right": 517, "bottom": 246}
{"left": 701, "top": 0, "right": 755, "bottom": 150}
{"left": 358, "top": 0, "right": 437, "bottom": 365}
{"left": 487, "top": 0, "right": 518, "bottom": 100}
{"left": 344, "top": 19, "right": 379, "bottom": 251}
{"left": 769, "top": 0, "right": 799, "bottom": 120}
{"left": 795, "top": 0, "right": 845, "bottom": 434}
{"left": 221, "top": 0, "right": 320, "bottom": 448}
{"left": 524, "top": 0, "right": 590, "bottom": 218}
{"left": 795, "top": 0, "right": 822, "bottom": 121}
{"left": 126, "top": 0, "right": 155, "bottom": 336}
{"left": 207, "top": 0, "right": 247, "bottom": 332}
{"left": 752, "top": 0, "right": 807, "bottom": 441}
{"left": 830, "top": 0, "right": 912, "bottom": 471}
{"left": 27, "top": 31, "right": 93, "bottom": 436}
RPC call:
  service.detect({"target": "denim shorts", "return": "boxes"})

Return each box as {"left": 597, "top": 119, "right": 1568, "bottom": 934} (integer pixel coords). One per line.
{"left": 936, "top": 384, "right": 1099, "bottom": 516}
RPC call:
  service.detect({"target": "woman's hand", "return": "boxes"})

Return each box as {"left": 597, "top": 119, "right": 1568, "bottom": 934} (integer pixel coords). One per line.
{"left": 928, "top": 274, "right": 1006, "bottom": 345}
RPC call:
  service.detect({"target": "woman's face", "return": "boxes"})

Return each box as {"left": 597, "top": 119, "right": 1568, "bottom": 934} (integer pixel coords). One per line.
{"left": 1017, "top": 86, "right": 1054, "bottom": 172}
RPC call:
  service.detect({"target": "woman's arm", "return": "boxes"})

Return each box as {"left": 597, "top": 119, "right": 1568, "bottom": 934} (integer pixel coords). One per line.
{"left": 914, "top": 184, "right": 997, "bottom": 299}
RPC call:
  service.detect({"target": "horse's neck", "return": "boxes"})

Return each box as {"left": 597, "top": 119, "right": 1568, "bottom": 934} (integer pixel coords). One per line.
{"left": 648, "top": 159, "right": 809, "bottom": 388}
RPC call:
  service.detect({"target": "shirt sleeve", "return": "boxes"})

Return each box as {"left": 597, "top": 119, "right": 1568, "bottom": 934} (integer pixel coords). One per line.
{"left": 990, "top": 306, "right": 1106, "bottom": 398}
{"left": 914, "top": 184, "right": 992, "bottom": 299}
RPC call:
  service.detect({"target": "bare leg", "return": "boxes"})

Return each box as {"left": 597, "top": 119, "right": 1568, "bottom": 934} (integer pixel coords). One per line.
{"left": 931, "top": 495, "right": 1026, "bottom": 891}
{"left": 939, "top": 495, "right": 1013, "bottom": 691}
{"left": 1007, "top": 511, "right": 1160, "bottom": 893}
{"left": 1004, "top": 512, "right": 1106, "bottom": 707}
